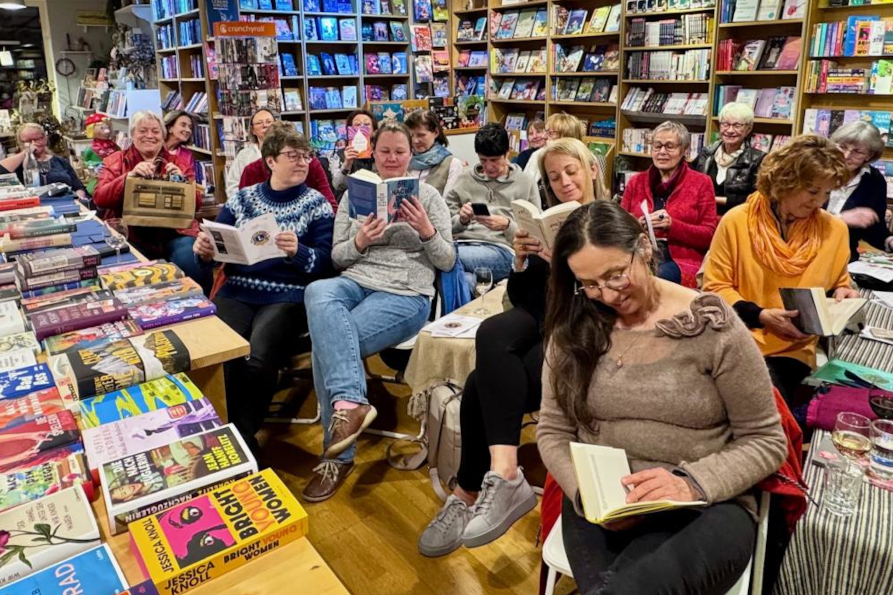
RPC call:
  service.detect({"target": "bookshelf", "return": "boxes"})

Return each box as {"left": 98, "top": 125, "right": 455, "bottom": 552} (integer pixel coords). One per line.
{"left": 451, "top": 0, "right": 488, "bottom": 133}
{"left": 360, "top": 2, "right": 412, "bottom": 102}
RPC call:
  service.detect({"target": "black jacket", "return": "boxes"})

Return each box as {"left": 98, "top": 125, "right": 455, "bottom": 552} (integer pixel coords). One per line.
{"left": 693, "top": 140, "right": 765, "bottom": 215}
{"left": 836, "top": 166, "right": 890, "bottom": 261}
{"left": 506, "top": 255, "right": 549, "bottom": 329}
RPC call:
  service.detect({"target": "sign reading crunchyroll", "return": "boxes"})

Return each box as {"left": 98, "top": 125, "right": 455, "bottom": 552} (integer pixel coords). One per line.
{"left": 213, "top": 21, "right": 278, "bottom": 38}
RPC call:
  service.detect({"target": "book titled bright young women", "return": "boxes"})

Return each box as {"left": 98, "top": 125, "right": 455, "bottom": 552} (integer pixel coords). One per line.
{"left": 347, "top": 169, "right": 418, "bottom": 224}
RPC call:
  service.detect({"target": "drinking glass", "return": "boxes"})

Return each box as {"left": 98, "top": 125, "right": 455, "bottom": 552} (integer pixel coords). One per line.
{"left": 869, "top": 391, "right": 893, "bottom": 420}
{"left": 832, "top": 412, "right": 872, "bottom": 462}
{"left": 105, "top": 218, "right": 128, "bottom": 264}
{"left": 869, "top": 419, "right": 893, "bottom": 480}
{"left": 472, "top": 267, "right": 493, "bottom": 316}
{"left": 822, "top": 458, "right": 863, "bottom": 517}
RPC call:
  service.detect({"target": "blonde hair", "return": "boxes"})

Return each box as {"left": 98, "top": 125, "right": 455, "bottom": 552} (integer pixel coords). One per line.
{"left": 15, "top": 123, "right": 45, "bottom": 148}
{"left": 538, "top": 138, "right": 609, "bottom": 206}
{"left": 756, "top": 134, "right": 849, "bottom": 203}
{"left": 546, "top": 113, "right": 585, "bottom": 141}
{"left": 718, "top": 102, "right": 755, "bottom": 127}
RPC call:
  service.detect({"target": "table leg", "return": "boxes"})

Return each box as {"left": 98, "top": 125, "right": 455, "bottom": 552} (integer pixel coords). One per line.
{"left": 187, "top": 364, "right": 228, "bottom": 423}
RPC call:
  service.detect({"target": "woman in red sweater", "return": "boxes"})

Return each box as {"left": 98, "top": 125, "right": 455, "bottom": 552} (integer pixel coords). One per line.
{"left": 620, "top": 121, "right": 718, "bottom": 288}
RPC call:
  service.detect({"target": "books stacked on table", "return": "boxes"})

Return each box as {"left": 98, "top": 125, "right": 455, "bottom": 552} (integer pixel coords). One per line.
{"left": 0, "top": 174, "right": 40, "bottom": 213}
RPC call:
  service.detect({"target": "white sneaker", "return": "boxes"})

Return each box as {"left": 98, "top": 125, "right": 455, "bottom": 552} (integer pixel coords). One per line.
{"left": 418, "top": 495, "right": 474, "bottom": 557}
{"left": 461, "top": 469, "right": 537, "bottom": 548}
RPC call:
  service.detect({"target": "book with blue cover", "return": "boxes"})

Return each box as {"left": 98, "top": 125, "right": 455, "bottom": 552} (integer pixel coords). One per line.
{"left": 2, "top": 545, "right": 126, "bottom": 595}
{"left": 281, "top": 53, "right": 298, "bottom": 76}
{"left": 77, "top": 373, "right": 204, "bottom": 429}
{"left": 0, "top": 363, "right": 54, "bottom": 400}
{"left": 347, "top": 169, "right": 418, "bottom": 224}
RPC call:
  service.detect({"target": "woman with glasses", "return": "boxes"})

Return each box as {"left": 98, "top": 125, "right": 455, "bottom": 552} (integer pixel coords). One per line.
{"left": 703, "top": 135, "right": 859, "bottom": 419}
{"left": 405, "top": 110, "right": 464, "bottom": 198}
{"left": 693, "top": 103, "right": 765, "bottom": 216}
{"left": 0, "top": 123, "right": 88, "bottom": 198}
{"left": 620, "top": 121, "right": 718, "bottom": 288}
{"left": 193, "top": 124, "right": 334, "bottom": 453}
{"left": 828, "top": 121, "right": 892, "bottom": 259}
{"left": 419, "top": 138, "right": 602, "bottom": 557}
{"left": 523, "top": 113, "right": 585, "bottom": 187}
{"left": 537, "top": 199, "right": 786, "bottom": 595}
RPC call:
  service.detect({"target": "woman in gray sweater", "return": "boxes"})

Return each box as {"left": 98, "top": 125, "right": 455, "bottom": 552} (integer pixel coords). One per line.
{"left": 537, "top": 200, "right": 786, "bottom": 595}
{"left": 303, "top": 121, "right": 456, "bottom": 502}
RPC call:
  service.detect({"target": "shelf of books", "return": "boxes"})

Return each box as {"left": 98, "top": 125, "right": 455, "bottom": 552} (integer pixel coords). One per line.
{"left": 360, "top": 0, "right": 411, "bottom": 102}
{"left": 800, "top": 0, "right": 893, "bottom": 169}
{"left": 712, "top": 0, "right": 806, "bottom": 153}
{"left": 452, "top": 0, "right": 489, "bottom": 135}
{"left": 405, "top": 0, "right": 451, "bottom": 99}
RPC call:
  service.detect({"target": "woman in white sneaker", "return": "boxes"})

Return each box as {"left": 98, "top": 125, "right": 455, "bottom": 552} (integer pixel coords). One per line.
{"left": 418, "top": 139, "right": 605, "bottom": 557}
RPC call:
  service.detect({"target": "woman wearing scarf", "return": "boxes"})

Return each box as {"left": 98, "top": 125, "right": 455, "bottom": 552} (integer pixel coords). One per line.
{"left": 703, "top": 134, "right": 859, "bottom": 416}
{"left": 620, "top": 121, "right": 718, "bottom": 288}
{"left": 694, "top": 102, "right": 765, "bottom": 216}
{"left": 405, "top": 110, "right": 464, "bottom": 198}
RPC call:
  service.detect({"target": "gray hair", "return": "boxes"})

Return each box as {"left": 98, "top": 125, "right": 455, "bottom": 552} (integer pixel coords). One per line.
{"left": 718, "top": 102, "right": 755, "bottom": 126}
{"left": 653, "top": 121, "right": 690, "bottom": 150}
{"left": 831, "top": 120, "right": 885, "bottom": 163}
{"left": 129, "top": 110, "right": 165, "bottom": 138}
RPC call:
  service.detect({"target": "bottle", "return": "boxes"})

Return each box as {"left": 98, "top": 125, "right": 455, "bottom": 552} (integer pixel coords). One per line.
{"left": 22, "top": 146, "right": 40, "bottom": 188}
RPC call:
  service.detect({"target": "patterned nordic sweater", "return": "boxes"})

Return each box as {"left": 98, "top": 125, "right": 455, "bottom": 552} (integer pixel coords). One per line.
{"left": 212, "top": 181, "right": 334, "bottom": 305}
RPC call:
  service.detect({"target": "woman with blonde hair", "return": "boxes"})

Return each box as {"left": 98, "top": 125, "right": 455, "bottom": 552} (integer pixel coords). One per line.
{"left": 523, "top": 113, "right": 586, "bottom": 186}
{"left": 703, "top": 134, "right": 859, "bottom": 415}
{"left": 0, "top": 122, "right": 87, "bottom": 198}
{"left": 538, "top": 137, "right": 609, "bottom": 204}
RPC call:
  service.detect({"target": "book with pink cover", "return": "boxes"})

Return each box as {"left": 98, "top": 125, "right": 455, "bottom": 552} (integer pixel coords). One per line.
{"left": 0, "top": 410, "right": 81, "bottom": 473}
{"left": 0, "top": 387, "right": 64, "bottom": 429}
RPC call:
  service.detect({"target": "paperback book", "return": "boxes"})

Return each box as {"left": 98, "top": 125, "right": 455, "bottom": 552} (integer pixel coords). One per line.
{"left": 1, "top": 544, "right": 126, "bottom": 595}
{"left": 6, "top": 218, "right": 77, "bottom": 240}
{"left": 0, "top": 364, "right": 54, "bottom": 401}
{"left": 0, "top": 410, "right": 81, "bottom": 473}
{"left": 199, "top": 213, "right": 286, "bottom": 266}
{"left": 43, "top": 319, "right": 144, "bottom": 356}
{"left": 511, "top": 199, "right": 582, "bottom": 252}
{"left": 0, "top": 387, "right": 63, "bottom": 429}
{"left": 128, "top": 297, "right": 218, "bottom": 330}
{"left": 99, "top": 263, "right": 185, "bottom": 292}
{"left": 21, "top": 289, "right": 112, "bottom": 320}
{"left": 15, "top": 267, "right": 98, "bottom": 292}
{"left": 346, "top": 169, "right": 417, "bottom": 224}
{"left": 0, "top": 449, "right": 93, "bottom": 511}
{"left": 0, "top": 331, "right": 40, "bottom": 355}
{"left": 0, "top": 351, "right": 36, "bottom": 374}
{"left": 112, "top": 279, "right": 203, "bottom": 310}
{"left": 29, "top": 298, "right": 129, "bottom": 342}
{"left": 779, "top": 288, "right": 866, "bottom": 336}
{"left": 77, "top": 373, "right": 204, "bottom": 429}
{"left": 15, "top": 248, "right": 100, "bottom": 280}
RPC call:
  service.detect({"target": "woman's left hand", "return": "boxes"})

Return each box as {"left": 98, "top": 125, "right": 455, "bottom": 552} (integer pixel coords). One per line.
{"left": 622, "top": 468, "right": 697, "bottom": 504}
{"left": 164, "top": 163, "right": 183, "bottom": 179}
{"left": 650, "top": 209, "right": 672, "bottom": 231}
{"left": 275, "top": 231, "right": 298, "bottom": 258}
{"left": 477, "top": 215, "right": 510, "bottom": 231}
{"left": 840, "top": 207, "right": 879, "bottom": 229}
{"left": 401, "top": 196, "right": 435, "bottom": 239}
{"left": 833, "top": 287, "right": 861, "bottom": 301}
{"left": 75, "top": 189, "right": 87, "bottom": 200}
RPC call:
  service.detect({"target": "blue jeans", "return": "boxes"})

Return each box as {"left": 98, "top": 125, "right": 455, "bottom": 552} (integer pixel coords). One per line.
{"left": 166, "top": 235, "right": 212, "bottom": 295}
{"left": 457, "top": 242, "right": 514, "bottom": 285}
{"left": 657, "top": 260, "right": 682, "bottom": 285}
{"left": 305, "top": 276, "right": 430, "bottom": 464}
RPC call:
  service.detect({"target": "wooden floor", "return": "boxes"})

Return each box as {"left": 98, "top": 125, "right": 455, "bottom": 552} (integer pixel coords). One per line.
{"left": 258, "top": 363, "right": 573, "bottom": 595}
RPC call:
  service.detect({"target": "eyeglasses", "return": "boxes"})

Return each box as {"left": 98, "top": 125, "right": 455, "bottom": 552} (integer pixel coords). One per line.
{"left": 574, "top": 253, "right": 636, "bottom": 298}
{"left": 651, "top": 142, "right": 680, "bottom": 154}
{"left": 544, "top": 129, "right": 560, "bottom": 139}
{"left": 719, "top": 121, "right": 747, "bottom": 131}
{"left": 841, "top": 145, "right": 870, "bottom": 159}
{"left": 252, "top": 119, "right": 274, "bottom": 127}
{"left": 278, "top": 151, "right": 314, "bottom": 163}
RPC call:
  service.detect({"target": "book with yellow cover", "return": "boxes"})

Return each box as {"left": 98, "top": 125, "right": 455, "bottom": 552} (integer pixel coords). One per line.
{"left": 99, "top": 263, "right": 184, "bottom": 291}
{"left": 570, "top": 442, "right": 706, "bottom": 524}
{"left": 128, "top": 468, "right": 308, "bottom": 595}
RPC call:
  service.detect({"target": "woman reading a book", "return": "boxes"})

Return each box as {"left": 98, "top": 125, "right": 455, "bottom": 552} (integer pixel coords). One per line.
{"left": 193, "top": 125, "right": 334, "bottom": 454}
{"left": 828, "top": 121, "right": 893, "bottom": 259}
{"left": 163, "top": 111, "right": 196, "bottom": 174}
{"left": 418, "top": 138, "right": 600, "bottom": 557}
{"left": 621, "top": 121, "right": 718, "bottom": 288}
{"left": 0, "top": 123, "right": 88, "bottom": 199}
{"left": 703, "top": 135, "right": 860, "bottom": 418}
{"left": 302, "top": 121, "right": 455, "bottom": 503}
{"left": 537, "top": 200, "right": 787, "bottom": 595}
{"left": 693, "top": 102, "right": 765, "bottom": 216}
{"left": 93, "top": 110, "right": 205, "bottom": 289}
{"left": 328, "top": 109, "right": 378, "bottom": 200}
{"left": 405, "top": 110, "right": 464, "bottom": 198}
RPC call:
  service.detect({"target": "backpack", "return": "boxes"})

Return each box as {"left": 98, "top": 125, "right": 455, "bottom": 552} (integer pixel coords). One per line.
{"left": 387, "top": 380, "right": 462, "bottom": 501}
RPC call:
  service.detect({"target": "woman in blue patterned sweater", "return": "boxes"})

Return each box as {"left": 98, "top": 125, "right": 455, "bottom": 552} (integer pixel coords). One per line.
{"left": 194, "top": 123, "right": 334, "bottom": 452}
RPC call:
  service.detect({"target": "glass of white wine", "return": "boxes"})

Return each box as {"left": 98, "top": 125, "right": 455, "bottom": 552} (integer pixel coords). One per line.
{"left": 472, "top": 267, "right": 493, "bottom": 316}
{"left": 105, "top": 218, "right": 129, "bottom": 264}
{"left": 832, "top": 412, "right": 872, "bottom": 464}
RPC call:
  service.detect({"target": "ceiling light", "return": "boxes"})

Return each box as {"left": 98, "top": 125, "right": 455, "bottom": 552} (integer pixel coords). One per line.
{"left": 0, "top": 1, "right": 25, "bottom": 10}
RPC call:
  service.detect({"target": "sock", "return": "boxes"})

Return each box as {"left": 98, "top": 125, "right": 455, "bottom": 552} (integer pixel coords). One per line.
{"left": 334, "top": 400, "right": 360, "bottom": 411}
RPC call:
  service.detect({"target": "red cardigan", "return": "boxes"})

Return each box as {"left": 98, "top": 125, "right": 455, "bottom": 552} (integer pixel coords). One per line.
{"left": 620, "top": 165, "right": 718, "bottom": 288}
{"left": 239, "top": 156, "right": 337, "bottom": 212}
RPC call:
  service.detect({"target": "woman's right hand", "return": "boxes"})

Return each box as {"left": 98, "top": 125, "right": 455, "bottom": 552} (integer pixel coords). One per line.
{"left": 354, "top": 214, "right": 386, "bottom": 252}
{"left": 513, "top": 230, "right": 546, "bottom": 268}
{"left": 759, "top": 308, "right": 809, "bottom": 341}
{"left": 840, "top": 207, "right": 879, "bottom": 229}
{"left": 193, "top": 232, "right": 215, "bottom": 262}
{"left": 343, "top": 146, "right": 359, "bottom": 170}
{"left": 128, "top": 161, "right": 156, "bottom": 179}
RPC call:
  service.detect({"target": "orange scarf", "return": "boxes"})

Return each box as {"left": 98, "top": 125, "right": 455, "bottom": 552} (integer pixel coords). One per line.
{"left": 747, "top": 192, "right": 824, "bottom": 277}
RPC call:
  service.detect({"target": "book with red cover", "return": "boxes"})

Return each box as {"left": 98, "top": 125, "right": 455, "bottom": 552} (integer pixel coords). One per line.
{"left": 0, "top": 410, "right": 81, "bottom": 473}
{"left": 16, "top": 267, "right": 98, "bottom": 292}
{"left": 0, "top": 387, "right": 64, "bottom": 429}
{"left": 0, "top": 197, "right": 40, "bottom": 212}
{"left": 128, "top": 297, "right": 217, "bottom": 330}
{"left": 30, "top": 298, "right": 128, "bottom": 342}
{"left": 775, "top": 36, "right": 802, "bottom": 71}
{"left": 16, "top": 246, "right": 103, "bottom": 278}
{"left": 43, "top": 319, "right": 144, "bottom": 356}
{"left": 0, "top": 449, "right": 94, "bottom": 511}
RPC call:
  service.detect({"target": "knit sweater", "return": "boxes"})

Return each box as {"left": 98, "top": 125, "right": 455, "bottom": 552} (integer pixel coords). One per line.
{"left": 445, "top": 163, "right": 540, "bottom": 248}
{"left": 211, "top": 181, "right": 334, "bottom": 305}
{"left": 332, "top": 181, "right": 455, "bottom": 297}
{"left": 702, "top": 201, "right": 852, "bottom": 368}
{"left": 537, "top": 293, "right": 787, "bottom": 519}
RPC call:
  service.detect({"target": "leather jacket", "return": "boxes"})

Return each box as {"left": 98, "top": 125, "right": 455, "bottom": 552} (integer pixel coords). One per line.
{"left": 694, "top": 139, "right": 765, "bottom": 214}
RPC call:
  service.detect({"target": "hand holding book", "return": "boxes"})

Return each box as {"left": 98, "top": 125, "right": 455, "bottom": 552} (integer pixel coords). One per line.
{"left": 275, "top": 230, "right": 298, "bottom": 258}
{"left": 513, "top": 229, "right": 551, "bottom": 267}
{"left": 400, "top": 195, "right": 435, "bottom": 239}
{"left": 621, "top": 467, "right": 699, "bottom": 505}
{"left": 355, "top": 213, "right": 387, "bottom": 251}
{"left": 759, "top": 308, "right": 809, "bottom": 341}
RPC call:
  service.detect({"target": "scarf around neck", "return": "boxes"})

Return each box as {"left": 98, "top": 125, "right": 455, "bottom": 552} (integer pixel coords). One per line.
{"left": 648, "top": 163, "right": 686, "bottom": 201}
{"left": 92, "top": 138, "right": 120, "bottom": 158}
{"left": 747, "top": 192, "right": 824, "bottom": 277}
{"left": 714, "top": 143, "right": 745, "bottom": 185}
{"left": 410, "top": 142, "right": 451, "bottom": 171}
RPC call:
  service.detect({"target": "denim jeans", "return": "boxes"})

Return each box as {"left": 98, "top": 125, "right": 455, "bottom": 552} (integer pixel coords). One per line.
{"left": 657, "top": 259, "right": 682, "bottom": 285}
{"left": 166, "top": 235, "right": 212, "bottom": 295}
{"left": 305, "top": 276, "right": 430, "bottom": 464}
{"left": 457, "top": 242, "right": 514, "bottom": 285}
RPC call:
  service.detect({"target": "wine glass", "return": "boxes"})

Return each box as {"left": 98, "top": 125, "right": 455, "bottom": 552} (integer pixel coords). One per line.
{"left": 869, "top": 391, "right": 893, "bottom": 420}
{"left": 472, "top": 267, "right": 493, "bottom": 316}
{"left": 832, "top": 412, "right": 872, "bottom": 469}
{"left": 105, "top": 218, "right": 128, "bottom": 264}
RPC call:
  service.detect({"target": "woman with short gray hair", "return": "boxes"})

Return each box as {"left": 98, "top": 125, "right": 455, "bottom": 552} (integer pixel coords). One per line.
{"left": 693, "top": 102, "right": 765, "bottom": 215}
{"left": 0, "top": 122, "right": 87, "bottom": 198}
{"left": 829, "top": 120, "right": 892, "bottom": 258}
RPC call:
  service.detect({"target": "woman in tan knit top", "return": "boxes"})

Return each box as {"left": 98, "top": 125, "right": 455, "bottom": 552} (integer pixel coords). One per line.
{"left": 537, "top": 200, "right": 786, "bottom": 595}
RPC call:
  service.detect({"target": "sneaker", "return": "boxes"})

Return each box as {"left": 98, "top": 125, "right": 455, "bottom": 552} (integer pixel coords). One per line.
{"left": 324, "top": 404, "right": 378, "bottom": 459}
{"left": 418, "top": 495, "right": 474, "bottom": 558}
{"left": 461, "top": 469, "right": 537, "bottom": 548}
{"left": 302, "top": 461, "right": 355, "bottom": 503}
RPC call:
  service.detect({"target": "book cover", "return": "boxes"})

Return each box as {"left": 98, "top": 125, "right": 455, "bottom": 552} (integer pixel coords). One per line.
{"left": 0, "top": 301, "right": 24, "bottom": 337}
{"left": 497, "top": 11, "right": 520, "bottom": 39}
{"left": 16, "top": 267, "right": 98, "bottom": 292}
{"left": 339, "top": 18, "right": 356, "bottom": 40}
{"left": 101, "top": 425, "right": 257, "bottom": 535}
{"left": 6, "top": 219, "right": 76, "bottom": 240}
{"left": 0, "top": 331, "right": 39, "bottom": 356}
{"left": 30, "top": 298, "right": 128, "bottom": 342}
{"left": 2, "top": 544, "right": 126, "bottom": 595}
{"left": 99, "top": 264, "right": 185, "bottom": 292}
{"left": 129, "top": 469, "right": 308, "bottom": 595}
{"left": 411, "top": 24, "right": 432, "bottom": 51}
{"left": 128, "top": 297, "right": 217, "bottom": 331}
{"left": 21, "top": 279, "right": 100, "bottom": 300}
{"left": 83, "top": 398, "right": 221, "bottom": 480}
{"left": 0, "top": 234, "right": 72, "bottom": 254}
{"left": 431, "top": 22, "right": 448, "bottom": 47}
{"left": 514, "top": 10, "right": 538, "bottom": 38}
{"left": 77, "top": 373, "right": 203, "bottom": 429}
{"left": 112, "top": 278, "right": 204, "bottom": 310}
{"left": 0, "top": 364, "right": 54, "bottom": 401}
{"left": 16, "top": 245, "right": 102, "bottom": 278}
{"left": 0, "top": 485, "right": 99, "bottom": 587}
{"left": 21, "top": 287, "right": 108, "bottom": 318}
{"left": 0, "top": 388, "right": 63, "bottom": 430}
{"left": 0, "top": 449, "right": 93, "bottom": 512}
{"left": 0, "top": 410, "right": 81, "bottom": 473}
{"left": 0, "top": 351, "right": 36, "bottom": 375}
{"left": 564, "top": 9, "right": 588, "bottom": 35}
{"left": 43, "top": 320, "right": 144, "bottom": 357}
{"left": 347, "top": 170, "right": 418, "bottom": 224}
{"left": 808, "top": 358, "right": 893, "bottom": 391}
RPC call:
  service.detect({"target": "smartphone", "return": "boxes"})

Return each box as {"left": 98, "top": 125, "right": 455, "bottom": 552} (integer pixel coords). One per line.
{"left": 471, "top": 203, "right": 491, "bottom": 216}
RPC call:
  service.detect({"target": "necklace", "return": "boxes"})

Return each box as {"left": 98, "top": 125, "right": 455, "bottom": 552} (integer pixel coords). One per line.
{"left": 614, "top": 331, "right": 646, "bottom": 368}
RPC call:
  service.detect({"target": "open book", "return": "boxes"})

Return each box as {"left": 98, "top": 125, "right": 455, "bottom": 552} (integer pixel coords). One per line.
{"left": 200, "top": 213, "right": 285, "bottom": 266}
{"left": 347, "top": 169, "right": 418, "bottom": 224}
{"left": 779, "top": 287, "right": 866, "bottom": 336}
{"left": 511, "top": 199, "right": 580, "bottom": 252}
{"left": 570, "top": 442, "right": 706, "bottom": 524}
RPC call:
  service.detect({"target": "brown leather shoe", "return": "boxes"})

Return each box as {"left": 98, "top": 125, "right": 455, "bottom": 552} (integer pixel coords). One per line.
{"left": 324, "top": 404, "right": 378, "bottom": 459}
{"left": 302, "top": 460, "right": 355, "bottom": 503}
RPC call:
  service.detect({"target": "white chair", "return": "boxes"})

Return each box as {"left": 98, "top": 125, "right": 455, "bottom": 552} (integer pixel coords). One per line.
{"left": 543, "top": 491, "right": 771, "bottom": 595}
